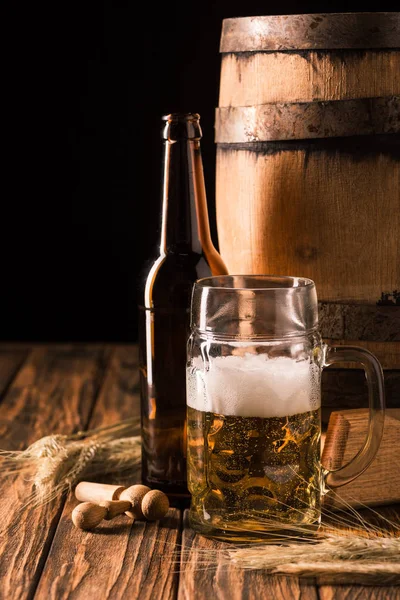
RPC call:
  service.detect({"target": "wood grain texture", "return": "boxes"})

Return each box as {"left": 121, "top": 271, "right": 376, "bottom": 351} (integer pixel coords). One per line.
{"left": 88, "top": 345, "right": 140, "bottom": 427}
{"left": 216, "top": 147, "right": 400, "bottom": 304}
{"left": 0, "top": 346, "right": 110, "bottom": 600}
{"left": 0, "top": 346, "right": 29, "bottom": 400}
{"left": 1, "top": 345, "right": 399, "bottom": 599}
{"left": 35, "top": 499, "right": 180, "bottom": 600}
{"left": 319, "top": 586, "right": 400, "bottom": 599}
{"left": 220, "top": 13, "right": 400, "bottom": 51}
{"left": 216, "top": 16, "right": 400, "bottom": 311}
{"left": 319, "top": 303, "right": 400, "bottom": 342}
{"left": 35, "top": 345, "right": 181, "bottom": 600}
{"left": 322, "top": 409, "right": 400, "bottom": 510}
{"left": 219, "top": 51, "right": 400, "bottom": 105}
{"left": 323, "top": 503, "right": 400, "bottom": 539}
{"left": 180, "top": 504, "right": 400, "bottom": 597}
{"left": 318, "top": 505, "right": 400, "bottom": 593}
{"left": 178, "top": 511, "right": 318, "bottom": 600}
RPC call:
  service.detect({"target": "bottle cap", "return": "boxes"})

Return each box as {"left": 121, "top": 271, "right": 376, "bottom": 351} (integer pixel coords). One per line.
{"left": 162, "top": 113, "right": 202, "bottom": 141}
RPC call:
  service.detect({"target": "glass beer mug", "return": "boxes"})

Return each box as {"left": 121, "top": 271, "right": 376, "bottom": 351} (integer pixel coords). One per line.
{"left": 186, "top": 275, "right": 385, "bottom": 541}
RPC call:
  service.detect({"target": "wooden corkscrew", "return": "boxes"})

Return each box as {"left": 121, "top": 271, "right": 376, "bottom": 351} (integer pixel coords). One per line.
{"left": 72, "top": 481, "right": 170, "bottom": 530}
{"left": 72, "top": 500, "right": 132, "bottom": 530}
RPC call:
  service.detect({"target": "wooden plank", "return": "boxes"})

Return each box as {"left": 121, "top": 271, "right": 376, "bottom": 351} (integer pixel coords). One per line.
{"left": 319, "top": 303, "right": 400, "bottom": 343}
{"left": 319, "top": 586, "right": 400, "bottom": 599}
{"left": 0, "top": 346, "right": 29, "bottom": 399}
{"left": 35, "top": 499, "right": 180, "bottom": 600}
{"left": 178, "top": 511, "right": 318, "bottom": 600}
{"left": 88, "top": 344, "right": 140, "bottom": 427}
{"left": 219, "top": 51, "right": 400, "bottom": 105}
{"left": 319, "top": 508, "right": 400, "bottom": 600}
{"left": 318, "top": 505, "right": 400, "bottom": 593}
{"left": 180, "top": 506, "right": 399, "bottom": 598}
{"left": 35, "top": 345, "right": 181, "bottom": 600}
{"left": 322, "top": 409, "right": 400, "bottom": 510}
{"left": 0, "top": 345, "right": 110, "bottom": 600}
{"left": 320, "top": 503, "right": 400, "bottom": 545}
{"left": 216, "top": 146, "right": 400, "bottom": 305}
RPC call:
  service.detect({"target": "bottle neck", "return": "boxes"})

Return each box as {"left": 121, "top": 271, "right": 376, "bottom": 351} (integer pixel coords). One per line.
{"left": 160, "top": 137, "right": 211, "bottom": 254}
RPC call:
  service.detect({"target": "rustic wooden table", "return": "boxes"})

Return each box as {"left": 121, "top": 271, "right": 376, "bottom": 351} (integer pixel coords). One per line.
{"left": 0, "top": 344, "right": 399, "bottom": 599}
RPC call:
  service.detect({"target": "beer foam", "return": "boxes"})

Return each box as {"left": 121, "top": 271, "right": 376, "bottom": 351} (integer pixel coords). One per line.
{"left": 187, "top": 354, "right": 320, "bottom": 418}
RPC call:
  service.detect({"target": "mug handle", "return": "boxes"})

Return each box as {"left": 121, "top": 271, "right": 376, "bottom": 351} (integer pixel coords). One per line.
{"left": 322, "top": 344, "right": 385, "bottom": 488}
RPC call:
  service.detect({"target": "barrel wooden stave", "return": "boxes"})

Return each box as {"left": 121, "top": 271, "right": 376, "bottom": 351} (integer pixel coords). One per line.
{"left": 216, "top": 13, "right": 400, "bottom": 385}
{"left": 318, "top": 302, "right": 400, "bottom": 342}
{"left": 219, "top": 50, "right": 400, "bottom": 106}
{"left": 216, "top": 144, "right": 400, "bottom": 303}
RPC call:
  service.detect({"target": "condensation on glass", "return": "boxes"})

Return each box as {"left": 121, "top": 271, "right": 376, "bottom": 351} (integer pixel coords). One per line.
{"left": 186, "top": 275, "right": 385, "bottom": 541}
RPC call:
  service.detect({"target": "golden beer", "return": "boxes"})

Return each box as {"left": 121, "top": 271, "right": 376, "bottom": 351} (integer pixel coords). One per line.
{"left": 187, "top": 406, "right": 321, "bottom": 540}
{"left": 187, "top": 275, "right": 385, "bottom": 541}
{"left": 186, "top": 354, "right": 322, "bottom": 541}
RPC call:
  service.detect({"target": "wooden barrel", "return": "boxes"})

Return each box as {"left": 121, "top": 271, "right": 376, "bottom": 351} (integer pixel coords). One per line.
{"left": 215, "top": 12, "right": 400, "bottom": 407}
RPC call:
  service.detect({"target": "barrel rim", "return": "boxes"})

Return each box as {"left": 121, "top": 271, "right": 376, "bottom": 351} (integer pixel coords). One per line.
{"left": 220, "top": 12, "right": 400, "bottom": 52}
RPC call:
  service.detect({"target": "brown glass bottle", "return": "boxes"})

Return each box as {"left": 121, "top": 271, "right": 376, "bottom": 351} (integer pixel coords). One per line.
{"left": 138, "top": 113, "right": 228, "bottom": 500}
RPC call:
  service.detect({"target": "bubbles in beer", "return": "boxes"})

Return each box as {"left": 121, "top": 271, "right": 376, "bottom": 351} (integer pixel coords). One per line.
{"left": 186, "top": 354, "right": 322, "bottom": 541}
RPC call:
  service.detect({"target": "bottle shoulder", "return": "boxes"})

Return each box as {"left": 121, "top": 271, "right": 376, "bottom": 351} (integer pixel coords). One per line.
{"left": 137, "top": 251, "right": 212, "bottom": 309}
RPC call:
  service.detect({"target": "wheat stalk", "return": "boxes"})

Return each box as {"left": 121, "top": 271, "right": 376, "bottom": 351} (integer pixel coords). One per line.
{"left": 210, "top": 529, "right": 400, "bottom": 585}
{"left": 1, "top": 418, "right": 399, "bottom": 585}
{"left": 226, "top": 533, "right": 400, "bottom": 576}
{"left": 0, "top": 418, "right": 141, "bottom": 510}
{"left": 177, "top": 512, "right": 400, "bottom": 585}
{"left": 182, "top": 483, "right": 400, "bottom": 584}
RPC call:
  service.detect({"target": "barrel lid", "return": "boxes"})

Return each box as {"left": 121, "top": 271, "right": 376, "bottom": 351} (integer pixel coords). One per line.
{"left": 220, "top": 12, "right": 400, "bottom": 52}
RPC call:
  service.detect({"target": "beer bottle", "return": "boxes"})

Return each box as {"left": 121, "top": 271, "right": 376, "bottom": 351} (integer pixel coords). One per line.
{"left": 138, "top": 113, "right": 228, "bottom": 499}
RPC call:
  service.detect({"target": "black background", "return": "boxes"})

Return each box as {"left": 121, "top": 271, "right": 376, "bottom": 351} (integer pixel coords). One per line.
{"left": 2, "top": 2, "right": 396, "bottom": 343}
